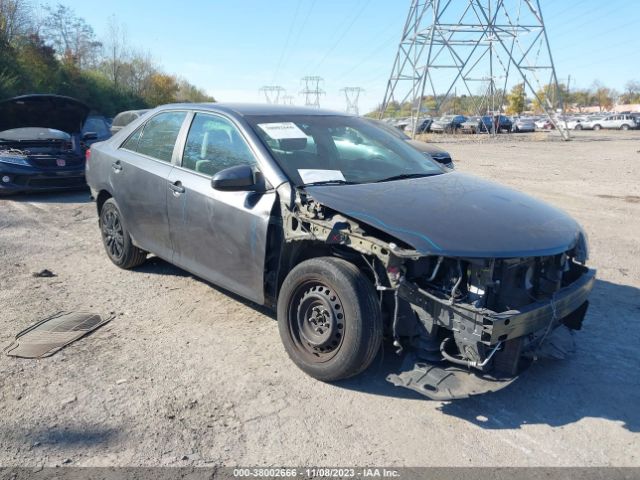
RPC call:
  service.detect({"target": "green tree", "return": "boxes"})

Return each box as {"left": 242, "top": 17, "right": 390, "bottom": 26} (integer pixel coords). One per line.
{"left": 41, "top": 4, "right": 102, "bottom": 69}
{"left": 506, "top": 83, "right": 526, "bottom": 114}
{"left": 619, "top": 80, "right": 640, "bottom": 104}
{"left": 145, "top": 73, "right": 179, "bottom": 106}
{"left": 591, "top": 81, "right": 615, "bottom": 111}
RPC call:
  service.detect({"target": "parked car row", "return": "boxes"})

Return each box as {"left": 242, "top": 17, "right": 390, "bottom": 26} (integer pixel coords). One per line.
{"left": 383, "top": 111, "right": 640, "bottom": 134}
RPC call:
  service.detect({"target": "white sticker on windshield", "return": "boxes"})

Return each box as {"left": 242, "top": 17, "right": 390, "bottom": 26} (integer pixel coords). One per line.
{"left": 298, "top": 169, "right": 346, "bottom": 184}
{"left": 258, "top": 122, "right": 307, "bottom": 140}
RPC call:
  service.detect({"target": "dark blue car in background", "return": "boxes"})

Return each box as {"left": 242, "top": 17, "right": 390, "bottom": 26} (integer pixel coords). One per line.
{"left": 0, "top": 94, "right": 94, "bottom": 195}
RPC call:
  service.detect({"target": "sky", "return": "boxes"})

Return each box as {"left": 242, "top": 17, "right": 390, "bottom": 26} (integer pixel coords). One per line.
{"left": 45, "top": 0, "right": 640, "bottom": 113}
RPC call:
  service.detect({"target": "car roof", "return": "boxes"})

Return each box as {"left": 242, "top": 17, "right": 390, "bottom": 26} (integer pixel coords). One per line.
{"left": 157, "top": 102, "right": 351, "bottom": 117}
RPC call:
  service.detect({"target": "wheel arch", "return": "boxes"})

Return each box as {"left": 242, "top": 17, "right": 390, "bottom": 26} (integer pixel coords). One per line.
{"left": 96, "top": 189, "right": 113, "bottom": 216}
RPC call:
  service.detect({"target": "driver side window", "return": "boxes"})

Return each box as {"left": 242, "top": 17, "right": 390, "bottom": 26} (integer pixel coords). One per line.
{"left": 182, "top": 113, "right": 256, "bottom": 176}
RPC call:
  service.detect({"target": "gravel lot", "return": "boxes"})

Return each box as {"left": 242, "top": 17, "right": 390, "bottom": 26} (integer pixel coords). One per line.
{"left": 1, "top": 130, "right": 639, "bottom": 467}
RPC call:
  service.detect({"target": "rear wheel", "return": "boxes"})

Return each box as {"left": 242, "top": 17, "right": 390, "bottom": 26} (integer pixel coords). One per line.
{"left": 575, "top": 124, "right": 583, "bottom": 130}
{"left": 621, "top": 124, "right": 630, "bottom": 131}
{"left": 593, "top": 124, "right": 601, "bottom": 131}
{"left": 99, "top": 198, "right": 147, "bottom": 269}
{"left": 277, "top": 257, "right": 382, "bottom": 381}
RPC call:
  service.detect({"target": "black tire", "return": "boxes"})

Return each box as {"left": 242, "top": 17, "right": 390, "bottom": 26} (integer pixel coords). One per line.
{"left": 575, "top": 124, "right": 583, "bottom": 130}
{"left": 99, "top": 198, "right": 147, "bottom": 269}
{"left": 277, "top": 257, "right": 382, "bottom": 382}
{"left": 593, "top": 124, "right": 601, "bottom": 131}
{"left": 621, "top": 124, "right": 630, "bottom": 131}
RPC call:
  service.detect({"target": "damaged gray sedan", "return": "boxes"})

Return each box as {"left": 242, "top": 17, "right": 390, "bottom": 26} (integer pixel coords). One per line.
{"left": 86, "top": 104, "right": 595, "bottom": 400}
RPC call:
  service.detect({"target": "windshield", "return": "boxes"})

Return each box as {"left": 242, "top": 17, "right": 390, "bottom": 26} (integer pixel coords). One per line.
{"left": 246, "top": 115, "right": 443, "bottom": 186}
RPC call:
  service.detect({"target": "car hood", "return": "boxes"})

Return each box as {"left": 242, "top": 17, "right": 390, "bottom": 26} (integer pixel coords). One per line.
{"left": 406, "top": 139, "right": 449, "bottom": 157}
{"left": 0, "top": 95, "right": 90, "bottom": 134}
{"left": 305, "top": 172, "right": 582, "bottom": 258}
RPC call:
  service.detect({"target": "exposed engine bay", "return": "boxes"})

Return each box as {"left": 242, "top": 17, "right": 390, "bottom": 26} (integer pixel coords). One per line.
{"left": 276, "top": 184, "right": 595, "bottom": 399}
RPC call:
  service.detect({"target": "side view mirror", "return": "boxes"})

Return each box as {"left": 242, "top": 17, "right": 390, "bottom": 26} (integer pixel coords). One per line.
{"left": 82, "top": 132, "right": 98, "bottom": 141}
{"left": 211, "top": 164, "right": 258, "bottom": 191}
{"left": 435, "top": 158, "right": 454, "bottom": 169}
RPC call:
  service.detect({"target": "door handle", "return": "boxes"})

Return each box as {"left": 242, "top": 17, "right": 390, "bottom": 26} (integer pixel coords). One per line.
{"left": 112, "top": 161, "right": 123, "bottom": 172}
{"left": 169, "top": 181, "right": 185, "bottom": 194}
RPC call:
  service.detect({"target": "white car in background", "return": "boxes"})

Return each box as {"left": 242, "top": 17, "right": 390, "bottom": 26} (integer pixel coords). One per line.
{"left": 579, "top": 117, "right": 604, "bottom": 130}
{"left": 565, "top": 117, "right": 588, "bottom": 130}
{"left": 588, "top": 114, "right": 638, "bottom": 131}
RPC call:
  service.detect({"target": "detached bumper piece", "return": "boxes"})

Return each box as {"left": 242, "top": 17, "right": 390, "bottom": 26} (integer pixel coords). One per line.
{"left": 387, "top": 354, "right": 518, "bottom": 400}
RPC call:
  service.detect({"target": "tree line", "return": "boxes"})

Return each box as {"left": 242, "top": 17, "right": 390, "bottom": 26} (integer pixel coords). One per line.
{"left": 367, "top": 79, "right": 640, "bottom": 118}
{"left": 0, "top": 1, "right": 214, "bottom": 116}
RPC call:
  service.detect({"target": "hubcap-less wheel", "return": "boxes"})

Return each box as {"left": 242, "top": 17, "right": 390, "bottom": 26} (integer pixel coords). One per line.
{"left": 289, "top": 282, "right": 345, "bottom": 362}
{"left": 101, "top": 208, "right": 125, "bottom": 260}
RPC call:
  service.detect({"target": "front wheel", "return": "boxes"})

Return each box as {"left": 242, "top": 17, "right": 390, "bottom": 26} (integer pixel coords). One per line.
{"left": 575, "top": 124, "right": 583, "bottom": 130}
{"left": 99, "top": 198, "right": 147, "bottom": 269}
{"left": 593, "top": 124, "right": 601, "bottom": 131}
{"left": 277, "top": 257, "right": 382, "bottom": 381}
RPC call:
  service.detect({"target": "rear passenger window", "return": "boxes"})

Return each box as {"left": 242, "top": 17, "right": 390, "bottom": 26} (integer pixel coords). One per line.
{"left": 122, "top": 126, "right": 143, "bottom": 151}
{"left": 132, "top": 111, "right": 187, "bottom": 162}
{"left": 181, "top": 113, "right": 255, "bottom": 176}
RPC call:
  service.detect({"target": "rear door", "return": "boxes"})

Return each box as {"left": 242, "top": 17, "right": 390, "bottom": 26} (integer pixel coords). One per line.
{"left": 111, "top": 110, "right": 188, "bottom": 260}
{"left": 167, "top": 112, "right": 276, "bottom": 304}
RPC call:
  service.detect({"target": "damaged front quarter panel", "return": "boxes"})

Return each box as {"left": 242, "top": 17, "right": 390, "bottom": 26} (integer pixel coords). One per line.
{"left": 278, "top": 184, "right": 596, "bottom": 400}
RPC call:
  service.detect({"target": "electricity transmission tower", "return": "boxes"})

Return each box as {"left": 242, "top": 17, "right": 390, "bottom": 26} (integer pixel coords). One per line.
{"left": 281, "top": 95, "right": 295, "bottom": 105}
{"left": 259, "top": 85, "right": 286, "bottom": 104}
{"left": 341, "top": 87, "right": 365, "bottom": 115}
{"left": 300, "top": 76, "right": 325, "bottom": 108}
{"left": 380, "top": 0, "right": 569, "bottom": 139}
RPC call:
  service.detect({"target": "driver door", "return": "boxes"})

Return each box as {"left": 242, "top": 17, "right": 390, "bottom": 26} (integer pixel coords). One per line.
{"left": 167, "top": 112, "right": 276, "bottom": 304}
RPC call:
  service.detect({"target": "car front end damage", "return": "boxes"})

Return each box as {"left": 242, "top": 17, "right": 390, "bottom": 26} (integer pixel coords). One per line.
{"left": 277, "top": 184, "right": 595, "bottom": 400}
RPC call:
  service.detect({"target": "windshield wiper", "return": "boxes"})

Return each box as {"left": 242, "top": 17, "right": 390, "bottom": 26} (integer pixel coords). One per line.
{"left": 375, "top": 172, "right": 440, "bottom": 183}
{"left": 302, "top": 180, "right": 358, "bottom": 187}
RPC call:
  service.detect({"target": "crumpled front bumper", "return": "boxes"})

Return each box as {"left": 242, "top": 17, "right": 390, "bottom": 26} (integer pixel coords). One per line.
{"left": 481, "top": 267, "right": 596, "bottom": 344}
{"left": 389, "top": 266, "right": 596, "bottom": 400}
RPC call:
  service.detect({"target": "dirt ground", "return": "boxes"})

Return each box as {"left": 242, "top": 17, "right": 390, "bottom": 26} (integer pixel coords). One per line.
{"left": 1, "top": 129, "right": 639, "bottom": 467}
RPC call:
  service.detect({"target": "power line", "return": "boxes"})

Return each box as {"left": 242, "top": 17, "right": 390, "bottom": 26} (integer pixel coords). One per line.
{"left": 272, "top": 1, "right": 302, "bottom": 83}
{"left": 278, "top": 0, "right": 317, "bottom": 77}
{"left": 301, "top": 0, "right": 371, "bottom": 74}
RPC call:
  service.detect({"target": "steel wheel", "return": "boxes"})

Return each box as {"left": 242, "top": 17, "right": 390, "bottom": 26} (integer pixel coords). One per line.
{"left": 101, "top": 208, "right": 125, "bottom": 261}
{"left": 277, "top": 257, "right": 382, "bottom": 381}
{"left": 288, "top": 281, "right": 345, "bottom": 363}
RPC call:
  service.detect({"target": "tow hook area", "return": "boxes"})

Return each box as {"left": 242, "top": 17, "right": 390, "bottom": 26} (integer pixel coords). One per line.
{"left": 386, "top": 354, "right": 519, "bottom": 400}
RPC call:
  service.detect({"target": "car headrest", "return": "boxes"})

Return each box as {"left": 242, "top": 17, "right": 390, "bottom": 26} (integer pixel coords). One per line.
{"left": 278, "top": 138, "right": 307, "bottom": 151}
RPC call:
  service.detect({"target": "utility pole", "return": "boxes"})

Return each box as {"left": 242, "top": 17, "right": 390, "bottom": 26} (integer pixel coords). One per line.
{"left": 259, "top": 85, "right": 286, "bottom": 104}
{"left": 341, "top": 87, "right": 365, "bottom": 115}
{"left": 299, "top": 76, "right": 325, "bottom": 108}
{"left": 380, "top": 0, "right": 569, "bottom": 140}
